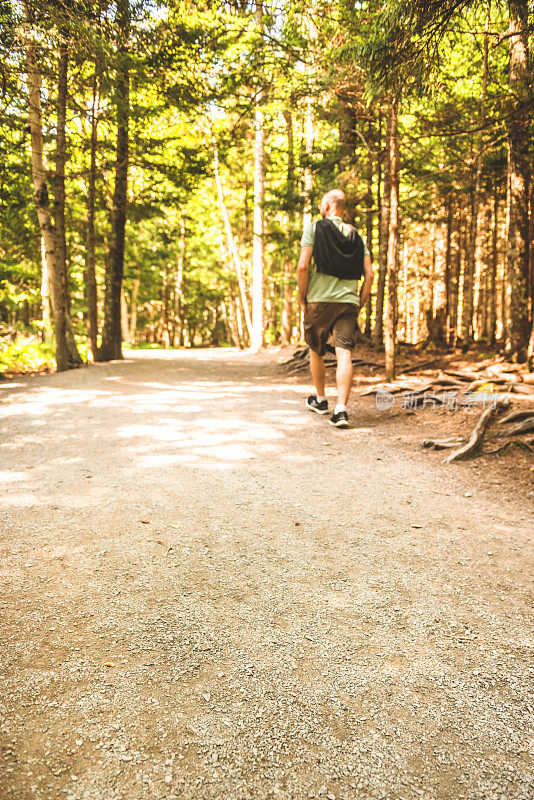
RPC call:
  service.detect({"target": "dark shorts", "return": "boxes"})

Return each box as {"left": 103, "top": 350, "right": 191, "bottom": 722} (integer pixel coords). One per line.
{"left": 304, "top": 302, "right": 359, "bottom": 356}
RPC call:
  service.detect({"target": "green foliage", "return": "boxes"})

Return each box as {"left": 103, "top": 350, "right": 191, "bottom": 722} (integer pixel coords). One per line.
{"left": 1, "top": 0, "right": 530, "bottom": 367}
{"left": 0, "top": 337, "right": 56, "bottom": 377}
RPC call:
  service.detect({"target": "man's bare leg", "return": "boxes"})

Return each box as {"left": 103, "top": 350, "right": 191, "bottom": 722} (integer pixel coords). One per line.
{"left": 335, "top": 347, "right": 353, "bottom": 408}
{"left": 309, "top": 349, "right": 326, "bottom": 398}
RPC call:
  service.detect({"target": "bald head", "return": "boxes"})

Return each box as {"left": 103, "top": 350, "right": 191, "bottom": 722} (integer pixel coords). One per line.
{"left": 320, "top": 189, "right": 347, "bottom": 219}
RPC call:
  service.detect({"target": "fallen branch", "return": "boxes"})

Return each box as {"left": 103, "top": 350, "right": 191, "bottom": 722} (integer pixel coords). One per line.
{"left": 423, "top": 437, "right": 464, "bottom": 450}
{"left": 445, "top": 398, "right": 510, "bottom": 463}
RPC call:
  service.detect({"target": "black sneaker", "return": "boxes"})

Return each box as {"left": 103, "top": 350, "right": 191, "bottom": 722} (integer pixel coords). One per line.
{"left": 329, "top": 410, "right": 349, "bottom": 428}
{"left": 306, "top": 395, "right": 329, "bottom": 415}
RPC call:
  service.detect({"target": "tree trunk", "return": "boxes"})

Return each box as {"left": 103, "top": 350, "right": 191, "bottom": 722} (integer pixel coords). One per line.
{"left": 449, "top": 202, "right": 461, "bottom": 347}
{"left": 120, "top": 288, "right": 130, "bottom": 343}
{"left": 23, "top": 15, "right": 69, "bottom": 371}
{"left": 211, "top": 131, "right": 253, "bottom": 341}
{"left": 251, "top": 0, "right": 265, "bottom": 352}
{"left": 303, "top": 102, "right": 315, "bottom": 230}
{"left": 129, "top": 277, "right": 139, "bottom": 343}
{"left": 40, "top": 236, "right": 52, "bottom": 340}
{"left": 462, "top": 188, "right": 476, "bottom": 342}
{"left": 227, "top": 287, "right": 242, "bottom": 348}
{"left": 173, "top": 215, "right": 186, "bottom": 346}
{"left": 502, "top": 161, "right": 512, "bottom": 345}
{"left": 527, "top": 314, "right": 534, "bottom": 369}
{"left": 85, "top": 68, "right": 99, "bottom": 361}
{"left": 281, "top": 257, "right": 293, "bottom": 346}
{"left": 472, "top": 4, "right": 491, "bottom": 342}
{"left": 99, "top": 0, "right": 130, "bottom": 361}
{"left": 161, "top": 264, "right": 170, "bottom": 347}
{"left": 489, "top": 186, "right": 499, "bottom": 344}
{"left": 402, "top": 238, "right": 408, "bottom": 340}
{"left": 281, "top": 109, "right": 295, "bottom": 347}
{"left": 364, "top": 118, "right": 374, "bottom": 337}
{"left": 385, "top": 100, "right": 399, "bottom": 380}
{"left": 444, "top": 198, "right": 453, "bottom": 344}
{"left": 506, "top": 0, "right": 530, "bottom": 359}
{"left": 456, "top": 210, "right": 467, "bottom": 344}
{"left": 55, "top": 39, "right": 83, "bottom": 366}
{"left": 373, "top": 105, "right": 391, "bottom": 348}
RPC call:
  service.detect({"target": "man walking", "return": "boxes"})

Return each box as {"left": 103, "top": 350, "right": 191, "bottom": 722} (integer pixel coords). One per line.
{"left": 297, "top": 189, "right": 374, "bottom": 427}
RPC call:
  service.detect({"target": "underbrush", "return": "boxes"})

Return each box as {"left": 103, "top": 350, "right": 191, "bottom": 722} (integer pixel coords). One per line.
{"left": 0, "top": 336, "right": 56, "bottom": 377}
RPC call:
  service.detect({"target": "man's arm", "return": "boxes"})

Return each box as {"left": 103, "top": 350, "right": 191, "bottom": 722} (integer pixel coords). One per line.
{"left": 297, "top": 245, "right": 313, "bottom": 312}
{"left": 357, "top": 255, "right": 374, "bottom": 314}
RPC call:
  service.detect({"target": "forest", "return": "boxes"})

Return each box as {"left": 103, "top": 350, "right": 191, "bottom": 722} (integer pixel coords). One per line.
{"left": 0, "top": 0, "right": 533, "bottom": 377}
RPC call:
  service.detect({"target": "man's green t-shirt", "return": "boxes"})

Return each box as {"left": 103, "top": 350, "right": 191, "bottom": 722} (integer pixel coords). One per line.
{"left": 301, "top": 216, "right": 370, "bottom": 306}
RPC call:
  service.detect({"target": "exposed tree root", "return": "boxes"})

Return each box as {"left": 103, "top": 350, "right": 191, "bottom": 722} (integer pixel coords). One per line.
{"left": 445, "top": 398, "right": 510, "bottom": 463}
{"left": 485, "top": 440, "right": 534, "bottom": 456}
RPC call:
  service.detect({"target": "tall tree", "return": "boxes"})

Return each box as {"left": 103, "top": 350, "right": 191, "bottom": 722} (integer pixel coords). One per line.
{"left": 85, "top": 56, "right": 100, "bottom": 360}
{"left": 251, "top": 0, "right": 266, "bottom": 352}
{"left": 373, "top": 108, "right": 390, "bottom": 347}
{"left": 385, "top": 99, "right": 399, "bottom": 379}
{"left": 281, "top": 109, "right": 295, "bottom": 347}
{"left": 23, "top": 5, "right": 70, "bottom": 370}
{"left": 54, "top": 30, "right": 83, "bottom": 365}
{"left": 99, "top": 0, "right": 131, "bottom": 361}
{"left": 506, "top": 0, "right": 530, "bottom": 359}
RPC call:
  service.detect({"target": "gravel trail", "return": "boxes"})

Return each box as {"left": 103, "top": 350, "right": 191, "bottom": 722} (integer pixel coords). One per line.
{"left": 1, "top": 348, "right": 533, "bottom": 800}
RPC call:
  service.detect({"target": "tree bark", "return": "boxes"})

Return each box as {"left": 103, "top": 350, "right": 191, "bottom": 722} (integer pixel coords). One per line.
{"left": 40, "top": 236, "right": 52, "bottom": 340}
{"left": 251, "top": 0, "right": 266, "bottom": 352}
{"left": 373, "top": 105, "right": 391, "bottom": 348}
{"left": 303, "top": 102, "right": 315, "bottom": 230}
{"left": 449, "top": 201, "right": 461, "bottom": 347}
{"left": 489, "top": 186, "right": 499, "bottom": 344}
{"left": 55, "top": 39, "right": 83, "bottom": 366}
{"left": 23, "top": 15, "right": 69, "bottom": 371}
{"left": 129, "top": 277, "right": 139, "bottom": 344}
{"left": 364, "top": 118, "right": 374, "bottom": 337}
{"left": 462, "top": 187, "right": 477, "bottom": 342}
{"left": 472, "top": 4, "right": 491, "bottom": 341}
{"left": 402, "top": 238, "right": 408, "bottom": 340}
{"left": 173, "top": 215, "right": 186, "bottom": 346}
{"left": 211, "top": 131, "right": 253, "bottom": 341}
{"left": 506, "top": 0, "right": 530, "bottom": 359}
{"left": 99, "top": 0, "right": 130, "bottom": 361}
{"left": 120, "top": 288, "right": 130, "bottom": 342}
{"left": 456, "top": 209, "right": 468, "bottom": 345}
{"left": 227, "top": 287, "right": 243, "bottom": 348}
{"left": 85, "top": 68, "right": 99, "bottom": 360}
{"left": 444, "top": 198, "right": 453, "bottom": 344}
{"left": 385, "top": 100, "right": 399, "bottom": 380}
{"left": 281, "top": 110, "right": 295, "bottom": 346}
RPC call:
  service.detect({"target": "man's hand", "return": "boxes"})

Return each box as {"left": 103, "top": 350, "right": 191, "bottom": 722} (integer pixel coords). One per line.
{"left": 358, "top": 255, "right": 374, "bottom": 309}
{"left": 297, "top": 245, "right": 313, "bottom": 313}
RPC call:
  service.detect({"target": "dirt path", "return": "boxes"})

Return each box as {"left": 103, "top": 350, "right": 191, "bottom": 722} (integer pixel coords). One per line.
{"left": 1, "top": 349, "right": 533, "bottom": 800}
